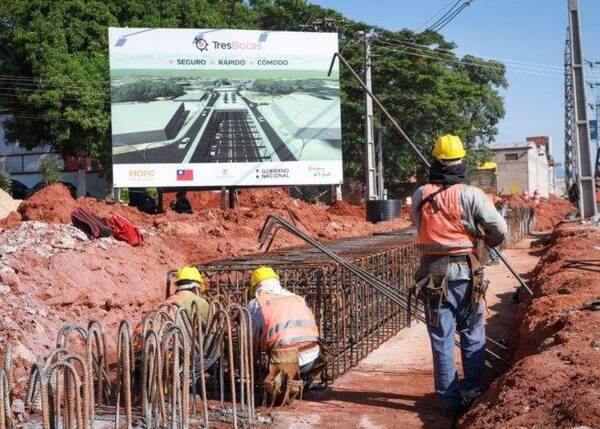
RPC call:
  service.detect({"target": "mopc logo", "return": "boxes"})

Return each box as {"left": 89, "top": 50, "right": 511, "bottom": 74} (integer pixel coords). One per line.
{"left": 193, "top": 34, "right": 209, "bottom": 51}
{"left": 128, "top": 169, "right": 155, "bottom": 179}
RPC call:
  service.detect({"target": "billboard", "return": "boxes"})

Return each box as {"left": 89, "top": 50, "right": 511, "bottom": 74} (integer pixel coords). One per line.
{"left": 108, "top": 28, "right": 342, "bottom": 188}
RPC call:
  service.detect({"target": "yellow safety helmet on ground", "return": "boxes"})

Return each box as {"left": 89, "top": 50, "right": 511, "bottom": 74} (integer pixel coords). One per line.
{"left": 175, "top": 266, "right": 206, "bottom": 292}
{"left": 249, "top": 266, "right": 279, "bottom": 299}
{"left": 432, "top": 134, "right": 466, "bottom": 160}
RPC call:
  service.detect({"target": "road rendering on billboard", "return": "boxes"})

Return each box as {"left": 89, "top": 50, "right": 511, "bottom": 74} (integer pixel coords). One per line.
{"left": 108, "top": 27, "right": 343, "bottom": 188}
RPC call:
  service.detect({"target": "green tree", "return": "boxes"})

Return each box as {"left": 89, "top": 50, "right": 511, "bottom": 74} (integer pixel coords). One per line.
{"left": 0, "top": 0, "right": 506, "bottom": 189}
{"left": 39, "top": 154, "right": 63, "bottom": 184}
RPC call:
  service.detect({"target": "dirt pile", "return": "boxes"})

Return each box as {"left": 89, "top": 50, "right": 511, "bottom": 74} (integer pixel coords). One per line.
{"left": 326, "top": 200, "right": 364, "bottom": 217}
{"left": 18, "top": 183, "right": 77, "bottom": 223}
{"left": 462, "top": 224, "right": 600, "bottom": 428}
{"left": 162, "top": 190, "right": 221, "bottom": 212}
{"left": 504, "top": 194, "right": 575, "bottom": 232}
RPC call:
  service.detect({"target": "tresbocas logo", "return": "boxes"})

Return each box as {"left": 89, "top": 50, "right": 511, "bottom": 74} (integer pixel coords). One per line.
{"left": 193, "top": 33, "right": 262, "bottom": 51}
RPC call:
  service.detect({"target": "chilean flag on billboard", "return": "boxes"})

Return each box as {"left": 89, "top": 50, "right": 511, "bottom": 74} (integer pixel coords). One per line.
{"left": 176, "top": 169, "right": 193, "bottom": 181}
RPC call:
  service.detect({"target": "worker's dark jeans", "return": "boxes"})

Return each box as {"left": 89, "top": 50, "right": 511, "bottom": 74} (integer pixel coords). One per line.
{"left": 426, "top": 279, "right": 486, "bottom": 409}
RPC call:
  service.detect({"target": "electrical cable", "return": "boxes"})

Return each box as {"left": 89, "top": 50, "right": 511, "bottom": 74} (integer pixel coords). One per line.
{"left": 422, "top": 0, "right": 463, "bottom": 33}
{"left": 428, "top": 1, "right": 472, "bottom": 33}
{"left": 416, "top": 0, "right": 462, "bottom": 32}
{"left": 371, "top": 43, "right": 564, "bottom": 78}
{"left": 374, "top": 37, "right": 600, "bottom": 76}
{"left": 371, "top": 40, "right": 600, "bottom": 79}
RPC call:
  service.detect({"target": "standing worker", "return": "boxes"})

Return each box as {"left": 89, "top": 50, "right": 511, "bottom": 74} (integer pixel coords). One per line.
{"left": 410, "top": 135, "right": 507, "bottom": 416}
{"left": 246, "top": 266, "right": 325, "bottom": 405}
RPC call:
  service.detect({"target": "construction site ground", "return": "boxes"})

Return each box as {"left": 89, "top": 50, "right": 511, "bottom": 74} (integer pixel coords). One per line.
{"left": 3, "top": 184, "right": 597, "bottom": 428}
{"left": 270, "top": 241, "right": 540, "bottom": 429}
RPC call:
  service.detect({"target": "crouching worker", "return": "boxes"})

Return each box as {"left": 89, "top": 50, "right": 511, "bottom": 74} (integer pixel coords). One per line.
{"left": 165, "top": 266, "right": 210, "bottom": 325}
{"left": 411, "top": 135, "right": 507, "bottom": 417}
{"left": 247, "top": 266, "right": 327, "bottom": 406}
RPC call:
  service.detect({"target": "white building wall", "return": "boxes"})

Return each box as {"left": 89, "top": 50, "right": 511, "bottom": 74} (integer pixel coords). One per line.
{"left": 493, "top": 149, "right": 529, "bottom": 195}
{"left": 492, "top": 143, "right": 550, "bottom": 197}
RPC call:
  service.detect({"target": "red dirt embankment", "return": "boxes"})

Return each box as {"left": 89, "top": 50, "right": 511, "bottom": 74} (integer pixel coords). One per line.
{"left": 504, "top": 194, "right": 575, "bottom": 231}
{"left": 462, "top": 223, "right": 600, "bottom": 428}
{"left": 1, "top": 184, "right": 409, "bottom": 396}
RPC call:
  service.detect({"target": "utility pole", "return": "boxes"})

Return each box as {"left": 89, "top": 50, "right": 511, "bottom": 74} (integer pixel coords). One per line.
{"left": 564, "top": 28, "right": 577, "bottom": 193}
{"left": 567, "top": 0, "right": 598, "bottom": 220}
{"left": 359, "top": 30, "right": 379, "bottom": 201}
{"left": 377, "top": 112, "right": 385, "bottom": 199}
{"left": 595, "top": 93, "right": 600, "bottom": 178}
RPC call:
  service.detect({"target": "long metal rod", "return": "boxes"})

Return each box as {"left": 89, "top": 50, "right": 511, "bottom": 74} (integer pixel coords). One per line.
{"left": 492, "top": 247, "right": 534, "bottom": 295}
{"left": 328, "top": 52, "right": 431, "bottom": 167}
{"left": 329, "top": 50, "right": 535, "bottom": 295}
{"left": 258, "top": 215, "right": 509, "bottom": 371}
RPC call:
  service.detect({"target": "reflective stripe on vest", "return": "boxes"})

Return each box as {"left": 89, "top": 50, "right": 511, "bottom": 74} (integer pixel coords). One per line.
{"left": 257, "top": 293, "right": 319, "bottom": 351}
{"left": 417, "top": 183, "right": 476, "bottom": 255}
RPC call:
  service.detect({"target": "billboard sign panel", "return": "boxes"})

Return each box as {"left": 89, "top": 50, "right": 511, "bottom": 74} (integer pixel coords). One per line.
{"left": 108, "top": 28, "right": 342, "bottom": 187}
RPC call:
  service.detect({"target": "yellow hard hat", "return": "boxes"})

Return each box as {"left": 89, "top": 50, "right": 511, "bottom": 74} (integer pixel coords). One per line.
{"left": 175, "top": 266, "right": 205, "bottom": 291}
{"left": 432, "top": 134, "right": 466, "bottom": 160}
{"left": 249, "top": 266, "right": 279, "bottom": 300}
{"left": 251, "top": 266, "right": 279, "bottom": 287}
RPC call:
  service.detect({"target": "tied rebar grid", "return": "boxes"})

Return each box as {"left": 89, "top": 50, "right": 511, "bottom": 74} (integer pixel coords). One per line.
{"left": 198, "top": 231, "right": 420, "bottom": 380}
{"left": 198, "top": 208, "right": 533, "bottom": 381}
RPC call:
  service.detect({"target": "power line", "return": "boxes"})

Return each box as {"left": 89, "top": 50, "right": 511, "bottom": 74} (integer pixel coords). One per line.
{"left": 428, "top": 1, "right": 473, "bottom": 33}
{"left": 416, "top": 0, "right": 461, "bottom": 32}
{"left": 370, "top": 43, "right": 568, "bottom": 79}
{"left": 422, "top": 0, "right": 463, "bottom": 32}
{"left": 371, "top": 38, "right": 600, "bottom": 79}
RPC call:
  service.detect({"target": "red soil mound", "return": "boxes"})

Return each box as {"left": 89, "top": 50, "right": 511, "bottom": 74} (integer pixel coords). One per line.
{"left": 162, "top": 190, "right": 221, "bottom": 212}
{"left": 504, "top": 194, "right": 575, "bottom": 232}
{"left": 18, "top": 183, "right": 77, "bottom": 223}
{"left": 326, "top": 200, "right": 364, "bottom": 217}
{"left": 461, "top": 224, "right": 600, "bottom": 428}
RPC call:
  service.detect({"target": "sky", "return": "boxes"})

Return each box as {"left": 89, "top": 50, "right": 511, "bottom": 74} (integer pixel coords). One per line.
{"left": 309, "top": 0, "right": 600, "bottom": 168}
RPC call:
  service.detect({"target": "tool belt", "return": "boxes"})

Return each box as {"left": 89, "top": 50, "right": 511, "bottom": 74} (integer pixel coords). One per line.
{"left": 410, "top": 253, "right": 487, "bottom": 328}
{"left": 262, "top": 347, "right": 304, "bottom": 407}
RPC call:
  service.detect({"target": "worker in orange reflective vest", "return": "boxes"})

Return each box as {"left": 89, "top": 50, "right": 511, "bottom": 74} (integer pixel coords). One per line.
{"left": 411, "top": 135, "right": 507, "bottom": 417}
{"left": 247, "top": 266, "right": 325, "bottom": 403}
{"left": 247, "top": 266, "right": 320, "bottom": 369}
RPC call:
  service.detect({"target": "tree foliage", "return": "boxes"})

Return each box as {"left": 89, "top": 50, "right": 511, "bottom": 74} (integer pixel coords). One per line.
{"left": 111, "top": 80, "right": 185, "bottom": 103}
{"left": 0, "top": 0, "right": 507, "bottom": 187}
